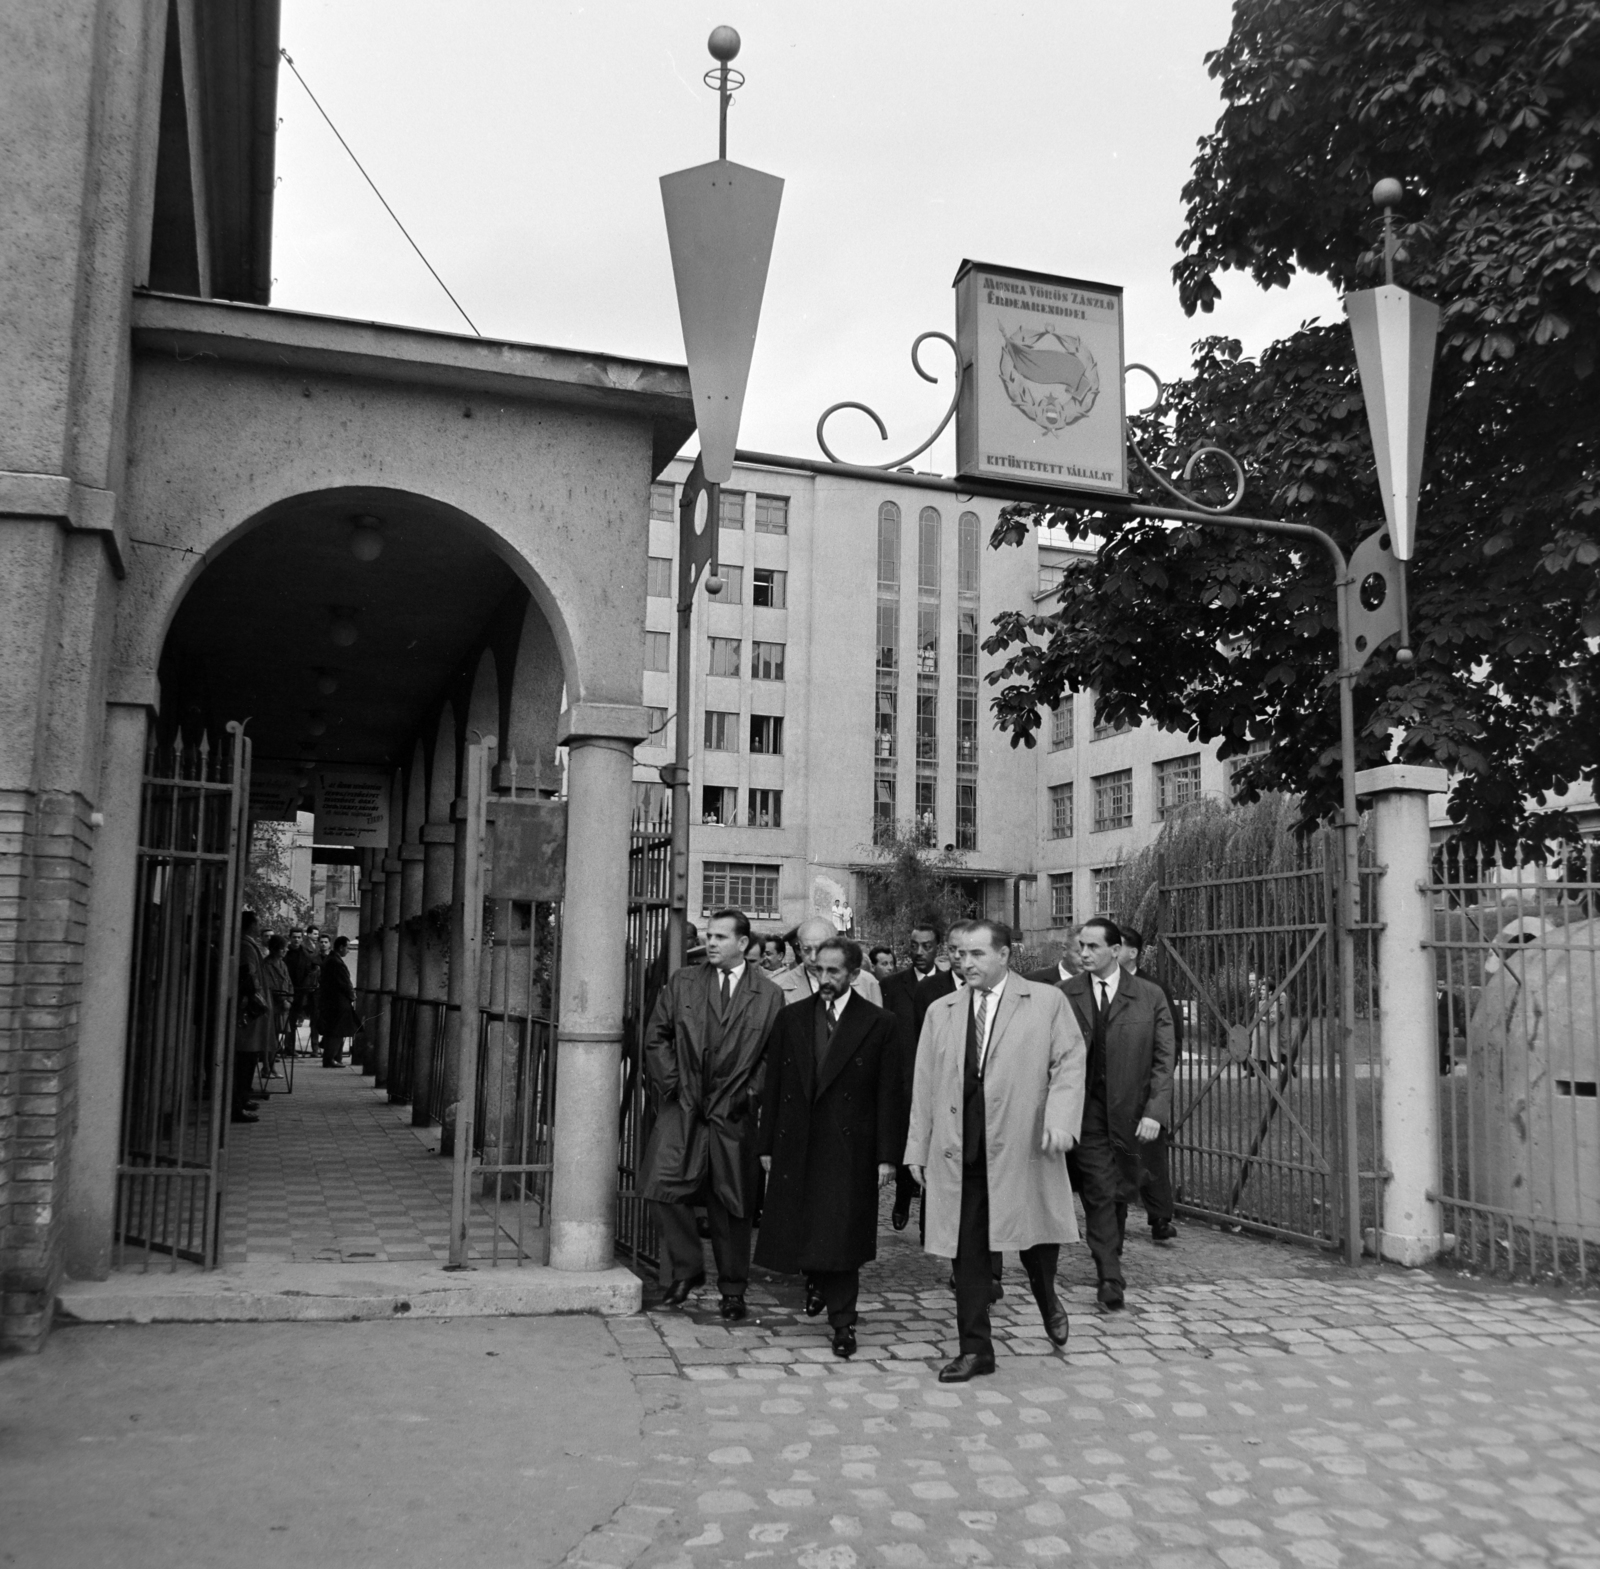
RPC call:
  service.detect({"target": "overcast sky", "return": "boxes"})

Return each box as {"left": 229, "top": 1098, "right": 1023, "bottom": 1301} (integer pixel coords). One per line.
{"left": 272, "top": 0, "right": 1340, "bottom": 474}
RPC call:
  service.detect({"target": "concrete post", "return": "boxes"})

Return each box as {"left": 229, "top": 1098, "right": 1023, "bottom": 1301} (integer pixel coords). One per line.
{"left": 63, "top": 701, "right": 150, "bottom": 1279}
{"left": 375, "top": 856, "right": 402, "bottom": 1085}
{"left": 549, "top": 705, "right": 649, "bottom": 1271}
{"left": 416, "top": 826, "right": 453, "bottom": 1124}
{"left": 394, "top": 843, "right": 424, "bottom": 1104}
{"left": 1356, "top": 763, "right": 1452, "bottom": 1267}
{"left": 354, "top": 854, "right": 381, "bottom": 1071}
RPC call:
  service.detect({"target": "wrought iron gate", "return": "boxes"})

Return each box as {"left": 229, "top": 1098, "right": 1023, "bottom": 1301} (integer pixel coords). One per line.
{"left": 1147, "top": 834, "right": 1382, "bottom": 1254}
{"left": 115, "top": 722, "right": 251, "bottom": 1269}
{"left": 616, "top": 805, "right": 672, "bottom": 1271}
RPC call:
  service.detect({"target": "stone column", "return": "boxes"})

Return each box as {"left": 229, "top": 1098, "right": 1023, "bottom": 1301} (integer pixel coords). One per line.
{"left": 393, "top": 842, "right": 424, "bottom": 1104}
{"left": 354, "top": 853, "right": 381, "bottom": 1071}
{"left": 549, "top": 704, "right": 648, "bottom": 1272}
{"left": 415, "top": 824, "right": 454, "bottom": 1123}
{"left": 63, "top": 700, "right": 150, "bottom": 1279}
{"left": 1357, "top": 763, "right": 1451, "bottom": 1267}
{"left": 374, "top": 854, "right": 402, "bottom": 1085}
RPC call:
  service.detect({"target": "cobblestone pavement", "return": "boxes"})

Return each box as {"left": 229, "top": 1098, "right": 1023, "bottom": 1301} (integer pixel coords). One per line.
{"left": 571, "top": 1200, "right": 1600, "bottom": 1568}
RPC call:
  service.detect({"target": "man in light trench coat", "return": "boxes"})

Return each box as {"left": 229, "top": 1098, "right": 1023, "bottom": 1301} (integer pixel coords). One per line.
{"left": 906, "top": 917, "right": 1086, "bottom": 1382}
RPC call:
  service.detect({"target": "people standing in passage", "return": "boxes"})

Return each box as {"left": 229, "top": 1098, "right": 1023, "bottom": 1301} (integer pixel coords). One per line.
{"left": 1061, "top": 917, "right": 1176, "bottom": 1310}
{"left": 263, "top": 934, "right": 294, "bottom": 1084}
{"left": 905, "top": 919, "right": 1085, "bottom": 1382}
{"left": 640, "top": 908, "right": 784, "bottom": 1319}
{"left": 775, "top": 917, "right": 884, "bottom": 1007}
{"left": 755, "top": 938, "right": 900, "bottom": 1358}
{"left": 1118, "top": 927, "right": 1181, "bottom": 1243}
{"left": 234, "top": 912, "right": 274, "bottom": 1123}
{"left": 317, "top": 935, "right": 361, "bottom": 1067}
{"left": 881, "top": 920, "right": 960, "bottom": 1231}
{"left": 282, "top": 927, "right": 313, "bottom": 1054}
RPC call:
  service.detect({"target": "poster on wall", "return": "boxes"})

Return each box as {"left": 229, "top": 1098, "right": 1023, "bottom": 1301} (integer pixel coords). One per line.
{"left": 954, "top": 260, "right": 1127, "bottom": 496}
{"left": 312, "top": 767, "right": 390, "bottom": 847}
{"left": 248, "top": 762, "right": 304, "bottom": 823}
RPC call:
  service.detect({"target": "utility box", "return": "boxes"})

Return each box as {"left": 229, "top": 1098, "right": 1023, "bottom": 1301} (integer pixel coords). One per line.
{"left": 485, "top": 798, "right": 567, "bottom": 902}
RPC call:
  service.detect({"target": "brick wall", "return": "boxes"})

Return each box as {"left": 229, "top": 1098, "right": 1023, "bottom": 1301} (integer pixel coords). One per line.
{"left": 0, "top": 788, "right": 93, "bottom": 1352}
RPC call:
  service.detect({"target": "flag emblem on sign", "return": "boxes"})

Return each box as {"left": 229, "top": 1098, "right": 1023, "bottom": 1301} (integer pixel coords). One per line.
{"left": 998, "top": 327, "right": 1101, "bottom": 431}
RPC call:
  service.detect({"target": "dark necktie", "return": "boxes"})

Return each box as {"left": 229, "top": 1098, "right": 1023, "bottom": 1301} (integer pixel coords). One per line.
{"left": 721, "top": 971, "right": 732, "bottom": 1007}
{"left": 974, "top": 988, "right": 991, "bottom": 1075}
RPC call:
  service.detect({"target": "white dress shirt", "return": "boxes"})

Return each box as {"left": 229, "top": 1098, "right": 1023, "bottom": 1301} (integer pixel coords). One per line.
{"left": 973, "top": 971, "right": 1007, "bottom": 1075}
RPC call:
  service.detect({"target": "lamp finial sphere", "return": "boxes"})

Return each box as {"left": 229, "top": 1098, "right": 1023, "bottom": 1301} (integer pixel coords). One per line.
{"left": 1372, "top": 177, "right": 1403, "bottom": 209}
{"left": 708, "top": 25, "right": 740, "bottom": 62}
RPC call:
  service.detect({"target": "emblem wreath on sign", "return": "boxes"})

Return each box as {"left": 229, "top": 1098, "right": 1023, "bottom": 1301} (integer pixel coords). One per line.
{"left": 998, "top": 327, "right": 1101, "bottom": 432}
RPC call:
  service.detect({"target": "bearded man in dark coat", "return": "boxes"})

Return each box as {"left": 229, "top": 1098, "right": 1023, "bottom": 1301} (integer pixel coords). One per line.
{"left": 755, "top": 937, "right": 900, "bottom": 1358}
{"left": 640, "top": 907, "right": 784, "bottom": 1319}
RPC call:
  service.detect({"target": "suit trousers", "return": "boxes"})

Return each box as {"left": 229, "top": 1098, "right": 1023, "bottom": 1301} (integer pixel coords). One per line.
{"left": 809, "top": 1268, "right": 860, "bottom": 1329}
{"left": 954, "top": 1157, "right": 1060, "bottom": 1358}
{"left": 1139, "top": 1129, "right": 1174, "bottom": 1226}
{"left": 1074, "top": 1098, "right": 1142, "bottom": 1285}
{"left": 654, "top": 1192, "right": 751, "bottom": 1297}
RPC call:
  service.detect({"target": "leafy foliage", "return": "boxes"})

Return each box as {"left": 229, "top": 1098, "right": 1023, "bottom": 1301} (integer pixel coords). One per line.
{"left": 244, "top": 822, "right": 311, "bottom": 932}
{"left": 857, "top": 823, "right": 978, "bottom": 953}
{"left": 985, "top": 0, "right": 1600, "bottom": 854}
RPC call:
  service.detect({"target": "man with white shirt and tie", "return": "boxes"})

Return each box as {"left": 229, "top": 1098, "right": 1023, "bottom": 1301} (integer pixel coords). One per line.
{"left": 906, "top": 919, "right": 1086, "bottom": 1382}
{"left": 640, "top": 908, "right": 785, "bottom": 1318}
{"left": 1060, "top": 917, "right": 1176, "bottom": 1311}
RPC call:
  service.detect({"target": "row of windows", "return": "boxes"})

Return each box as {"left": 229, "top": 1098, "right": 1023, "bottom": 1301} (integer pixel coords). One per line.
{"left": 651, "top": 484, "right": 790, "bottom": 535}
{"left": 1047, "top": 697, "right": 1135, "bottom": 750}
{"left": 700, "top": 787, "right": 783, "bottom": 828}
{"left": 875, "top": 503, "right": 982, "bottom": 596}
{"left": 702, "top": 859, "right": 781, "bottom": 918}
{"left": 704, "top": 711, "right": 784, "bottom": 754}
{"left": 871, "top": 771, "right": 978, "bottom": 850}
{"left": 1047, "top": 867, "right": 1122, "bottom": 926}
{"left": 647, "top": 559, "right": 788, "bottom": 608}
{"left": 1047, "top": 754, "right": 1204, "bottom": 837}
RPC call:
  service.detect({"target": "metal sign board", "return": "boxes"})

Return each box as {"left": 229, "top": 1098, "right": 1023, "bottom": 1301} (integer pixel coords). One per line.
{"left": 954, "top": 260, "right": 1128, "bottom": 497}
{"left": 312, "top": 766, "right": 391, "bottom": 848}
{"left": 486, "top": 798, "right": 567, "bottom": 902}
{"left": 248, "top": 761, "right": 303, "bottom": 822}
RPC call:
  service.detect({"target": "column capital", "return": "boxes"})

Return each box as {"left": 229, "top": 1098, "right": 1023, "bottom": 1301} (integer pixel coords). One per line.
{"left": 1355, "top": 764, "right": 1450, "bottom": 800}
{"left": 557, "top": 702, "right": 651, "bottom": 746}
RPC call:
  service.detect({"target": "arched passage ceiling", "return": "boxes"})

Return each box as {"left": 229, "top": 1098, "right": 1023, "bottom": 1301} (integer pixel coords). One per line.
{"left": 160, "top": 492, "right": 526, "bottom": 769}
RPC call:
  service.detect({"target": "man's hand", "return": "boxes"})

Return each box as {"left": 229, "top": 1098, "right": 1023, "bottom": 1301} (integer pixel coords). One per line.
{"left": 1135, "top": 1117, "right": 1161, "bottom": 1143}
{"left": 908, "top": 1165, "right": 925, "bottom": 1189}
{"left": 877, "top": 1164, "right": 895, "bottom": 1186}
{"left": 1040, "top": 1126, "right": 1075, "bottom": 1155}
{"left": 759, "top": 1155, "right": 772, "bottom": 1172}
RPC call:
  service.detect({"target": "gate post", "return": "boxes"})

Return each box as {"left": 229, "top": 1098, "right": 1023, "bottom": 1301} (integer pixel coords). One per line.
{"left": 549, "top": 704, "right": 649, "bottom": 1272}
{"left": 1357, "top": 764, "right": 1450, "bottom": 1266}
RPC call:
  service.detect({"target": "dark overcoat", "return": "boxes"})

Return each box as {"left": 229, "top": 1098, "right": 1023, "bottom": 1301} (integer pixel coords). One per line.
{"left": 880, "top": 965, "right": 958, "bottom": 1109}
{"left": 316, "top": 954, "right": 361, "bottom": 1037}
{"left": 754, "top": 992, "right": 901, "bottom": 1275}
{"left": 1060, "top": 971, "right": 1176, "bottom": 1149}
{"left": 639, "top": 963, "right": 784, "bottom": 1217}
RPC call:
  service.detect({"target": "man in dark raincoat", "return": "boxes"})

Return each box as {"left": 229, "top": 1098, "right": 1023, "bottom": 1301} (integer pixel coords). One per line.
{"left": 640, "top": 907, "right": 784, "bottom": 1319}
{"left": 755, "top": 937, "right": 900, "bottom": 1358}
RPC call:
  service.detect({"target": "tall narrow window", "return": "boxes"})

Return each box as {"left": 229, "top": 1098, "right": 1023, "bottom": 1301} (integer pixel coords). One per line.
{"left": 916, "top": 690, "right": 938, "bottom": 763}
{"left": 956, "top": 779, "right": 976, "bottom": 852}
{"left": 874, "top": 774, "right": 896, "bottom": 846}
{"left": 649, "top": 482, "right": 674, "bottom": 521}
{"left": 1050, "top": 700, "right": 1073, "bottom": 751}
{"left": 957, "top": 608, "right": 978, "bottom": 680}
{"left": 958, "top": 511, "right": 981, "bottom": 595}
{"left": 1048, "top": 783, "right": 1073, "bottom": 840}
{"left": 956, "top": 510, "right": 979, "bottom": 852}
{"left": 956, "top": 686, "right": 978, "bottom": 765}
{"left": 1049, "top": 873, "right": 1073, "bottom": 925}
{"left": 1092, "top": 769, "right": 1134, "bottom": 832}
{"left": 719, "top": 490, "right": 745, "bottom": 530}
{"left": 877, "top": 502, "right": 901, "bottom": 591}
{"left": 647, "top": 556, "right": 673, "bottom": 598}
{"left": 915, "top": 776, "right": 936, "bottom": 843}
{"left": 918, "top": 507, "right": 941, "bottom": 597}
{"left": 704, "top": 711, "right": 737, "bottom": 751}
{"left": 876, "top": 602, "right": 899, "bottom": 675}
{"left": 714, "top": 565, "right": 743, "bottom": 604}
{"left": 644, "top": 631, "right": 671, "bottom": 672}
{"left": 708, "top": 637, "right": 741, "bottom": 678}
{"left": 917, "top": 605, "right": 939, "bottom": 674}
{"left": 875, "top": 688, "right": 897, "bottom": 761}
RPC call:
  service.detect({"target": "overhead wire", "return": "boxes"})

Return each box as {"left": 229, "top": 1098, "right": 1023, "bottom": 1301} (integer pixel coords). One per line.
{"left": 278, "top": 48, "right": 482, "bottom": 338}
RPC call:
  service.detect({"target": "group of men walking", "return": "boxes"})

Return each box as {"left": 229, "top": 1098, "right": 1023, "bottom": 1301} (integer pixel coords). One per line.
{"left": 638, "top": 907, "right": 1175, "bottom": 1382}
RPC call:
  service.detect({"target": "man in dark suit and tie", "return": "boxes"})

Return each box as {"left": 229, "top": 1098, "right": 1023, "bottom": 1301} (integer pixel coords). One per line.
{"left": 1061, "top": 917, "right": 1176, "bottom": 1310}
{"left": 1119, "top": 925, "right": 1182, "bottom": 1243}
{"left": 756, "top": 938, "right": 901, "bottom": 1359}
{"left": 640, "top": 907, "right": 785, "bottom": 1319}
{"left": 880, "top": 919, "right": 959, "bottom": 1230}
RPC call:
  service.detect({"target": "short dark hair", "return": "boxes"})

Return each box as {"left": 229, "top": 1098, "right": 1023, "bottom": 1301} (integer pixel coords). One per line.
{"left": 241, "top": 910, "right": 258, "bottom": 931}
{"left": 1081, "top": 916, "right": 1123, "bottom": 947}
{"left": 1120, "top": 925, "right": 1144, "bottom": 955}
{"left": 951, "top": 918, "right": 1013, "bottom": 951}
{"left": 306, "top": 924, "right": 320, "bottom": 935}
{"left": 817, "top": 937, "right": 864, "bottom": 973}
{"left": 266, "top": 934, "right": 285, "bottom": 954}
{"left": 909, "top": 917, "right": 944, "bottom": 941}
{"left": 332, "top": 935, "right": 350, "bottom": 954}
{"left": 867, "top": 945, "right": 894, "bottom": 966}
{"left": 708, "top": 907, "right": 752, "bottom": 942}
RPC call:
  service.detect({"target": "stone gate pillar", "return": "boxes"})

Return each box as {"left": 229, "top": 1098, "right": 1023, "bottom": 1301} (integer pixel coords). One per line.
{"left": 549, "top": 703, "right": 648, "bottom": 1272}
{"left": 1357, "top": 764, "right": 1451, "bottom": 1266}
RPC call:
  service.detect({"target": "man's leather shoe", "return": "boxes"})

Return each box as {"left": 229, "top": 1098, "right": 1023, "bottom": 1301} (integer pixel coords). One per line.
{"left": 719, "top": 1295, "right": 747, "bottom": 1322}
{"left": 1097, "top": 1279, "right": 1125, "bottom": 1311}
{"left": 891, "top": 1202, "right": 910, "bottom": 1231}
{"left": 804, "top": 1281, "right": 826, "bottom": 1317}
{"left": 832, "top": 1325, "right": 856, "bottom": 1359}
{"left": 1041, "top": 1299, "right": 1070, "bottom": 1348}
{"left": 989, "top": 1279, "right": 1004, "bottom": 1304}
{"left": 939, "top": 1352, "right": 996, "bottom": 1383}
{"left": 1150, "top": 1220, "right": 1178, "bottom": 1242}
{"left": 661, "top": 1273, "right": 704, "bottom": 1308}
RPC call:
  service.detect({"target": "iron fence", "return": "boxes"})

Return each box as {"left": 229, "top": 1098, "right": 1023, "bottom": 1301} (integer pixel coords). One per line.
{"left": 1148, "top": 832, "right": 1383, "bottom": 1252}
{"left": 1427, "top": 841, "right": 1600, "bottom": 1284}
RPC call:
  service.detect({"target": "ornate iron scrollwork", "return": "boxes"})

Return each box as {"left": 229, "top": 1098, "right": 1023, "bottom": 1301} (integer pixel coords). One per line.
{"left": 1123, "top": 362, "right": 1247, "bottom": 516}
{"left": 815, "top": 332, "right": 961, "bottom": 470}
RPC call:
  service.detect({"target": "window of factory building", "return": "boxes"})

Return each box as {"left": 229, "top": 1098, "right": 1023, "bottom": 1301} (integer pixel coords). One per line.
{"left": 873, "top": 774, "right": 896, "bottom": 845}
{"left": 956, "top": 778, "right": 977, "bottom": 851}
{"left": 644, "top": 630, "right": 671, "bottom": 672}
{"left": 752, "top": 641, "right": 785, "bottom": 681}
{"left": 650, "top": 482, "right": 674, "bottom": 521}
{"left": 1049, "top": 872, "right": 1073, "bottom": 925}
{"left": 916, "top": 689, "right": 938, "bottom": 763}
{"left": 915, "top": 776, "right": 937, "bottom": 844}
{"left": 701, "top": 785, "right": 737, "bottom": 825}
{"left": 1092, "top": 769, "right": 1134, "bottom": 832}
{"left": 720, "top": 490, "right": 745, "bottom": 530}
{"left": 715, "top": 565, "right": 743, "bottom": 604}
{"left": 1051, "top": 700, "right": 1073, "bottom": 751}
{"left": 875, "top": 688, "right": 897, "bottom": 761}
{"left": 918, "top": 507, "right": 941, "bottom": 597}
{"left": 747, "top": 788, "right": 782, "bottom": 828}
{"left": 917, "top": 604, "right": 939, "bottom": 674}
{"left": 645, "top": 707, "right": 669, "bottom": 747}
{"left": 1048, "top": 782, "right": 1073, "bottom": 840}
{"left": 877, "top": 502, "right": 901, "bottom": 591}
{"left": 647, "top": 556, "right": 673, "bottom": 598}
{"left": 956, "top": 688, "right": 978, "bottom": 764}
{"left": 708, "top": 636, "right": 741, "bottom": 677}
{"left": 1226, "top": 740, "right": 1270, "bottom": 801}
{"left": 1092, "top": 866, "right": 1119, "bottom": 916}
{"left": 1092, "top": 695, "right": 1133, "bottom": 740}
{"left": 702, "top": 860, "right": 781, "bottom": 919}
{"left": 752, "top": 567, "right": 786, "bottom": 608}
{"left": 704, "top": 710, "right": 737, "bottom": 751}
{"left": 958, "top": 511, "right": 981, "bottom": 595}
{"left": 876, "top": 602, "right": 898, "bottom": 675}
{"left": 1155, "top": 753, "right": 1203, "bottom": 819}
{"left": 753, "top": 495, "right": 789, "bottom": 534}
{"left": 749, "top": 714, "right": 783, "bottom": 754}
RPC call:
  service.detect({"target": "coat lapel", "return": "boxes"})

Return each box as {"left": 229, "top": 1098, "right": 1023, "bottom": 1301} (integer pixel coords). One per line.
{"left": 816, "top": 993, "right": 869, "bottom": 1098}
{"left": 986, "top": 977, "right": 1026, "bottom": 1065}
{"left": 1062, "top": 975, "right": 1094, "bottom": 1040}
